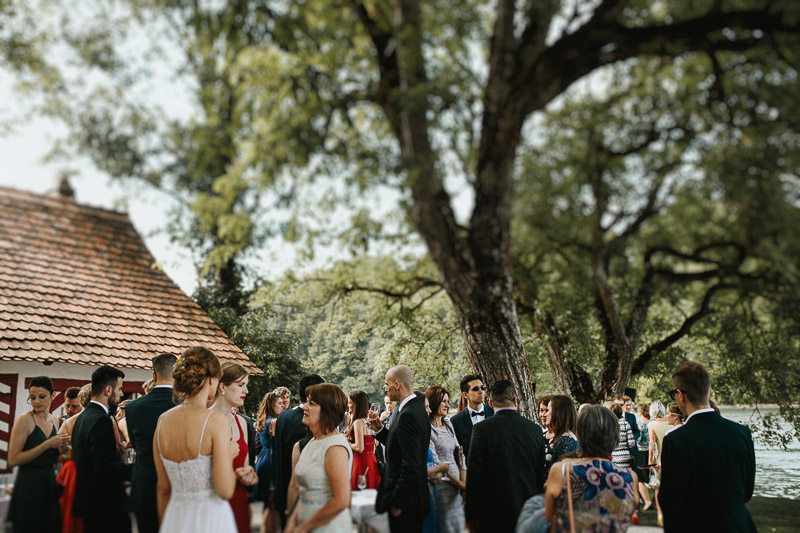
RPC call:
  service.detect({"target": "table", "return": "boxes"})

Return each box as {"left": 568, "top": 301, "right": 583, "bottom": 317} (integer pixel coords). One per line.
{"left": 350, "top": 489, "right": 389, "bottom": 533}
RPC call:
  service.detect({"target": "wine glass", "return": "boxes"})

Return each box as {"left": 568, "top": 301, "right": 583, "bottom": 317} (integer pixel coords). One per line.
{"left": 368, "top": 403, "right": 380, "bottom": 418}
{"left": 357, "top": 474, "right": 367, "bottom": 491}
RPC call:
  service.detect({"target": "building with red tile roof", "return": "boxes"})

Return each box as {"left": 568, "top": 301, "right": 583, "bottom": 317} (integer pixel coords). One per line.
{"left": 0, "top": 184, "right": 258, "bottom": 472}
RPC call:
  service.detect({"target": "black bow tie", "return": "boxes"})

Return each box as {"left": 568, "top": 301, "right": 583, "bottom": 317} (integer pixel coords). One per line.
{"left": 470, "top": 410, "right": 484, "bottom": 417}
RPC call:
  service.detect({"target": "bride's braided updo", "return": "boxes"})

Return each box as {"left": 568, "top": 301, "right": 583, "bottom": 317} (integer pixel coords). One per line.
{"left": 173, "top": 346, "right": 222, "bottom": 400}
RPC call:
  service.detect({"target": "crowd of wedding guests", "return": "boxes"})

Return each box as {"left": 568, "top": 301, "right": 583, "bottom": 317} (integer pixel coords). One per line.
{"left": 6, "top": 348, "right": 756, "bottom": 533}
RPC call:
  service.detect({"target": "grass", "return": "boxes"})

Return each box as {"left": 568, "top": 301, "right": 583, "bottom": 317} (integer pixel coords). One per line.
{"left": 636, "top": 496, "right": 800, "bottom": 532}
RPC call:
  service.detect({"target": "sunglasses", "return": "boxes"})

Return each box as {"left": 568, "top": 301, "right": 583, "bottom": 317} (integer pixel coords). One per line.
{"left": 470, "top": 385, "right": 487, "bottom": 392}
{"left": 668, "top": 389, "right": 680, "bottom": 400}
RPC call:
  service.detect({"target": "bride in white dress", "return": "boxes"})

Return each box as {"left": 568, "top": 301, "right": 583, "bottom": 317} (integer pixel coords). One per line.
{"left": 286, "top": 383, "right": 353, "bottom": 533}
{"left": 153, "top": 346, "right": 238, "bottom": 532}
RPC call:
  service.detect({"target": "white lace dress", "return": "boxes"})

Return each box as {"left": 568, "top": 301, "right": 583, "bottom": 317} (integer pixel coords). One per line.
{"left": 157, "top": 413, "right": 237, "bottom": 533}
{"left": 294, "top": 433, "right": 353, "bottom": 533}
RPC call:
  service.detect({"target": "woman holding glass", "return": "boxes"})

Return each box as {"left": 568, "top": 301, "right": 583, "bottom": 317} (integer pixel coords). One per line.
{"left": 426, "top": 386, "right": 466, "bottom": 533}
{"left": 346, "top": 390, "right": 381, "bottom": 490}
{"left": 211, "top": 362, "right": 259, "bottom": 533}
{"left": 7, "top": 375, "right": 70, "bottom": 533}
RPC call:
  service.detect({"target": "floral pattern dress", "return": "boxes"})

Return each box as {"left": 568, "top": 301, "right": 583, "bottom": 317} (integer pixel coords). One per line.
{"left": 554, "top": 459, "right": 636, "bottom": 533}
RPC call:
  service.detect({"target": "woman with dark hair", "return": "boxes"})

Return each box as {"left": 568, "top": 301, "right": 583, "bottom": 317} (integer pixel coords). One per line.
{"left": 426, "top": 385, "right": 466, "bottom": 533}
{"left": 286, "top": 383, "right": 352, "bottom": 533}
{"left": 254, "top": 390, "right": 284, "bottom": 533}
{"left": 635, "top": 403, "right": 653, "bottom": 511}
{"left": 7, "top": 375, "right": 70, "bottom": 533}
{"left": 544, "top": 395, "right": 579, "bottom": 475}
{"left": 537, "top": 394, "right": 554, "bottom": 430}
{"left": 346, "top": 390, "right": 381, "bottom": 490}
{"left": 154, "top": 346, "right": 237, "bottom": 532}
{"left": 517, "top": 405, "right": 639, "bottom": 532}
{"left": 211, "top": 362, "right": 258, "bottom": 533}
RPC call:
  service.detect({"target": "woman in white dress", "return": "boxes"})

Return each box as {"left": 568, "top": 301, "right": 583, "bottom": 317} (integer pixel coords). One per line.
{"left": 153, "top": 346, "right": 238, "bottom": 532}
{"left": 286, "top": 383, "right": 353, "bottom": 533}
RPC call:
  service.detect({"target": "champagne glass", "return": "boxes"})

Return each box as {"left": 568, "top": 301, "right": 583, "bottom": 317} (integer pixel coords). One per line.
{"left": 368, "top": 403, "right": 380, "bottom": 419}
{"left": 357, "top": 474, "right": 367, "bottom": 491}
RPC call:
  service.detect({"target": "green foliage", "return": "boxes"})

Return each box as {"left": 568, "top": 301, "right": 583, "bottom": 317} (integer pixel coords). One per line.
{"left": 252, "top": 255, "right": 469, "bottom": 402}
{"left": 194, "top": 282, "right": 305, "bottom": 415}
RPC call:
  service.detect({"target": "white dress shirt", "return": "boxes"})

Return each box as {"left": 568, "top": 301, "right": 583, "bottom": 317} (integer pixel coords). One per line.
{"left": 468, "top": 405, "right": 487, "bottom": 425}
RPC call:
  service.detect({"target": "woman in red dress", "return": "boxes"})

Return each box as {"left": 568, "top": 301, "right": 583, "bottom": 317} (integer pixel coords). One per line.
{"left": 211, "top": 362, "right": 258, "bottom": 533}
{"left": 346, "top": 390, "right": 381, "bottom": 490}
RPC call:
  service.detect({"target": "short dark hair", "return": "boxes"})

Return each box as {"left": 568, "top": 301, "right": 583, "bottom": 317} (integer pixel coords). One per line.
{"left": 490, "top": 380, "right": 516, "bottom": 405}
{"left": 548, "top": 395, "right": 577, "bottom": 436}
{"left": 91, "top": 366, "right": 125, "bottom": 395}
{"left": 299, "top": 374, "right": 325, "bottom": 403}
{"left": 306, "top": 384, "right": 347, "bottom": 434}
{"left": 65, "top": 386, "right": 81, "bottom": 400}
{"left": 577, "top": 405, "right": 620, "bottom": 458}
{"left": 29, "top": 376, "right": 54, "bottom": 394}
{"left": 672, "top": 361, "right": 711, "bottom": 405}
{"left": 609, "top": 402, "right": 623, "bottom": 418}
{"left": 460, "top": 374, "right": 483, "bottom": 394}
{"left": 152, "top": 353, "right": 177, "bottom": 379}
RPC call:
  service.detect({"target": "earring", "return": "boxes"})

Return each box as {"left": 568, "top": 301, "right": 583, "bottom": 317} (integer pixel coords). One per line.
{"left": 222, "top": 389, "right": 226, "bottom": 396}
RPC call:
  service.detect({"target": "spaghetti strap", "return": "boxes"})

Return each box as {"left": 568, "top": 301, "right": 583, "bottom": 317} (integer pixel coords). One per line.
{"left": 198, "top": 412, "right": 213, "bottom": 456}
{"left": 156, "top": 416, "right": 164, "bottom": 455}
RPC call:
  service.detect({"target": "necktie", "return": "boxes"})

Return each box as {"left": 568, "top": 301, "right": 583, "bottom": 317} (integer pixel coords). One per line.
{"left": 470, "top": 410, "right": 484, "bottom": 417}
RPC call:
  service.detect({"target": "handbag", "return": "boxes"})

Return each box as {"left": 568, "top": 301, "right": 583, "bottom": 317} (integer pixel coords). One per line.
{"left": 551, "top": 462, "right": 576, "bottom": 533}
{"left": 648, "top": 466, "right": 660, "bottom": 488}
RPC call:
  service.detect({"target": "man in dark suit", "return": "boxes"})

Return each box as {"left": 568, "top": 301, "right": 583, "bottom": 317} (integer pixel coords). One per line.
{"left": 450, "top": 374, "right": 494, "bottom": 460}
{"left": 659, "top": 362, "right": 756, "bottom": 532}
{"left": 368, "top": 365, "right": 431, "bottom": 533}
{"left": 615, "top": 394, "right": 640, "bottom": 441}
{"left": 273, "top": 373, "right": 325, "bottom": 524}
{"left": 72, "top": 365, "right": 133, "bottom": 533}
{"left": 465, "top": 380, "right": 545, "bottom": 533}
{"left": 125, "top": 353, "right": 176, "bottom": 533}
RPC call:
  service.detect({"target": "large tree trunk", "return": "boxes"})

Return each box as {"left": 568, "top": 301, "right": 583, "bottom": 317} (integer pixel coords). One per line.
{"left": 455, "top": 292, "right": 535, "bottom": 418}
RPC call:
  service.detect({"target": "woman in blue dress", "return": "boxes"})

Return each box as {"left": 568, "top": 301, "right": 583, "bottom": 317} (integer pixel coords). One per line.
{"left": 255, "top": 389, "right": 284, "bottom": 533}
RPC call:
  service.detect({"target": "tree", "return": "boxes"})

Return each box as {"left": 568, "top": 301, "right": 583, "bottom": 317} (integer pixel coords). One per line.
{"left": 5, "top": 0, "right": 800, "bottom": 417}
{"left": 255, "top": 255, "right": 469, "bottom": 400}
{"left": 512, "top": 50, "right": 800, "bottom": 402}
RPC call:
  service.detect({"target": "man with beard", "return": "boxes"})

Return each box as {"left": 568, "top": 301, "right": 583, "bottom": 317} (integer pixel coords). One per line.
{"left": 72, "top": 366, "right": 132, "bottom": 533}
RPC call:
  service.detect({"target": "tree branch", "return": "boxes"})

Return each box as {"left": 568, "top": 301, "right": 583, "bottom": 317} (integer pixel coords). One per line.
{"left": 631, "top": 283, "right": 732, "bottom": 374}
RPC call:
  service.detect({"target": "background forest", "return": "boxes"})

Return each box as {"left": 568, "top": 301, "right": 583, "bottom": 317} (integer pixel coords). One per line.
{"left": 2, "top": 0, "right": 799, "bottom": 444}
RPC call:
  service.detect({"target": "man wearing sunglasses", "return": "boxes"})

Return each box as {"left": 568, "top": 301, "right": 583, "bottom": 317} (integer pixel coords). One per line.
{"left": 658, "top": 362, "right": 756, "bottom": 533}
{"left": 451, "top": 374, "right": 494, "bottom": 461}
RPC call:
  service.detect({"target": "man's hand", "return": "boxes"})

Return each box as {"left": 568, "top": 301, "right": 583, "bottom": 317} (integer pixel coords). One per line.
{"left": 466, "top": 519, "right": 480, "bottom": 533}
{"left": 390, "top": 506, "right": 402, "bottom": 517}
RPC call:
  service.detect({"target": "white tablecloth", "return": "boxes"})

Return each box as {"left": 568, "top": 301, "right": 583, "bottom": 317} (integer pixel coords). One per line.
{"left": 351, "top": 489, "right": 389, "bottom": 533}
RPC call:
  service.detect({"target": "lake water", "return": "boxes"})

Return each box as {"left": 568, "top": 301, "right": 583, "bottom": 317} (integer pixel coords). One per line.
{"left": 720, "top": 407, "right": 799, "bottom": 500}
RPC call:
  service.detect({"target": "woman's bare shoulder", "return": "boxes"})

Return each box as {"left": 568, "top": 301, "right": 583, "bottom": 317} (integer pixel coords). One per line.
{"left": 13, "top": 412, "right": 33, "bottom": 430}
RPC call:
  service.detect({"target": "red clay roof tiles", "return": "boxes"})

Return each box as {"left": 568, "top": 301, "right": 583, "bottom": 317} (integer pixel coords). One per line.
{"left": 0, "top": 186, "right": 258, "bottom": 372}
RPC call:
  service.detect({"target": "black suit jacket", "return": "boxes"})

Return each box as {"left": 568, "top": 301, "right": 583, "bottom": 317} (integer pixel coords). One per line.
{"left": 273, "top": 405, "right": 307, "bottom": 514}
{"left": 450, "top": 403, "right": 494, "bottom": 460}
{"left": 374, "top": 397, "right": 431, "bottom": 530}
{"left": 125, "top": 387, "right": 175, "bottom": 522}
{"left": 624, "top": 411, "right": 640, "bottom": 440}
{"left": 659, "top": 411, "right": 756, "bottom": 533}
{"left": 72, "top": 402, "right": 132, "bottom": 530}
{"left": 465, "top": 409, "right": 545, "bottom": 533}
